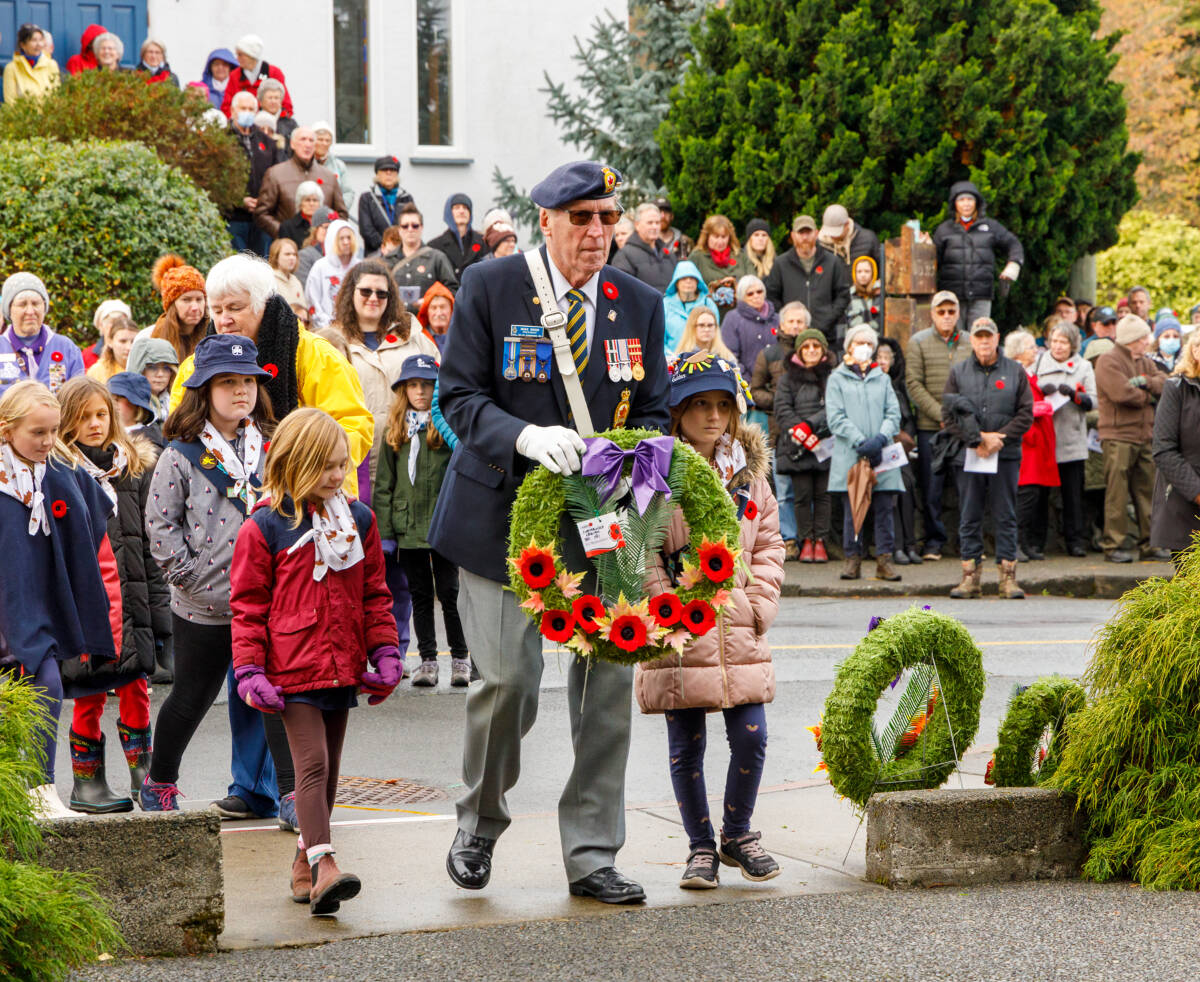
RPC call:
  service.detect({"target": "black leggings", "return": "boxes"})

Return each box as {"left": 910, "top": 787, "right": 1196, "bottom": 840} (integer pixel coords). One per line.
{"left": 396, "top": 548, "right": 468, "bottom": 661}
{"left": 150, "top": 616, "right": 293, "bottom": 794}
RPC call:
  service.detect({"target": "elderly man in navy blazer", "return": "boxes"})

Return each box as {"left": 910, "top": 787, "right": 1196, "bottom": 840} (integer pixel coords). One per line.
{"left": 429, "top": 161, "right": 670, "bottom": 904}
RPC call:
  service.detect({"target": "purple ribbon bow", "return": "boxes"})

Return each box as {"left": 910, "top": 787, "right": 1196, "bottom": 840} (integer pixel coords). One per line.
{"left": 581, "top": 435, "right": 675, "bottom": 514}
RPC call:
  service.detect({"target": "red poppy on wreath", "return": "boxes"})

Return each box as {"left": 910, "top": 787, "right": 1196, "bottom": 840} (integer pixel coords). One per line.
{"left": 995, "top": 379, "right": 1005, "bottom": 390}
{"left": 698, "top": 540, "right": 735, "bottom": 582}
{"left": 263, "top": 363, "right": 279, "bottom": 378}
{"left": 602, "top": 281, "right": 619, "bottom": 300}
{"left": 516, "top": 544, "right": 555, "bottom": 589}
{"left": 51, "top": 351, "right": 63, "bottom": 362}
{"left": 385, "top": 334, "right": 398, "bottom": 344}
{"left": 609, "top": 522, "right": 622, "bottom": 539}
{"left": 472, "top": 243, "right": 482, "bottom": 252}
{"left": 815, "top": 266, "right": 823, "bottom": 275}
{"left": 681, "top": 599, "right": 717, "bottom": 636}
{"left": 540, "top": 609, "right": 575, "bottom": 643}
{"left": 572, "top": 595, "right": 605, "bottom": 633}
{"left": 609, "top": 614, "right": 647, "bottom": 652}
{"left": 51, "top": 499, "right": 68, "bottom": 518}
{"left": 743, "top": 499, "right": 758, "bottom": 521}
{"left": 650, "top": 592, "right": 682, "bottom": 627}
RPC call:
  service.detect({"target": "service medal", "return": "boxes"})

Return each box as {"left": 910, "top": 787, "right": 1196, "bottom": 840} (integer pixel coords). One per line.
{"left": 606, "top": 340, "right": 621, "bottom": 382}
{"left": 629, "top": 339, "right": 645, "bottom": 381}
{"left": 618, "top": 339, "right": 633, "bottom": 382}
{"left": 503, "top": 339, "right": 519, "bottom": 381}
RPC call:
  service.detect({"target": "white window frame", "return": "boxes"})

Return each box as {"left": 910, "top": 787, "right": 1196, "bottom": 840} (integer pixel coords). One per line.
{"left": 409, "top": 0, "right": 468, "bottom": 160}
{"left": 329, "top": 0, "right": 387, "bottom": 158}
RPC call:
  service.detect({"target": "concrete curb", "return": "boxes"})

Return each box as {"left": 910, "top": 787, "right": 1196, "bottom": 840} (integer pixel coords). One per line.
{"left": 38, "top": 810, "right": 224, "bottom": 956}
{"left": 783, "top": 572, "right": 1157, "bottom": 598}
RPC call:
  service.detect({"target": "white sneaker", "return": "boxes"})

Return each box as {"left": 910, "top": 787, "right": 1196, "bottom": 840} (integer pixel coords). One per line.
{"left": 29, "top": 783, "right": 73, "bottom": 819}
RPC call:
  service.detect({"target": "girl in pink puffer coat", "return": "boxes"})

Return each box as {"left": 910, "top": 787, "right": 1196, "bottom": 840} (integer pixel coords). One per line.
{"left": 635, "top": 352, "right": 785, "bottom": 890}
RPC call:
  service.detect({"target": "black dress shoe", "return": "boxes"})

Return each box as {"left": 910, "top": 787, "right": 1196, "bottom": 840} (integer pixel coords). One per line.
{"left": 568, "top": 866, "right": 646, "bottom": 904}
{"left": 1141, "top": 547, "right": 1172, "bottom": 562}
{"left": 1067, "top": 545, "right": 1087, "bottom": 558}
{"left": 446, "top": 828, "right": 495, "bottom": 890}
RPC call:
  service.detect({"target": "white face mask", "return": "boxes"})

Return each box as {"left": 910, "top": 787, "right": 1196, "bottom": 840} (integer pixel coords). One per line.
{"left": 852, "top": 343, "right": 874, "bottom": 364}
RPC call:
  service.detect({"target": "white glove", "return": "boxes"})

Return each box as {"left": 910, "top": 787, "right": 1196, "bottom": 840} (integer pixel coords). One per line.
{"left": 1000, "top": 261, "right": 1021, "bottom": 282}
{"left": 515, "top": 424, "right": 587, "bottom": 475}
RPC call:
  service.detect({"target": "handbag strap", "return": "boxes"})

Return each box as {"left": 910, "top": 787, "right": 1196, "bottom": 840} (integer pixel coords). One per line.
{"left": 524, "top": 249, "right": 595, "bottom": 436}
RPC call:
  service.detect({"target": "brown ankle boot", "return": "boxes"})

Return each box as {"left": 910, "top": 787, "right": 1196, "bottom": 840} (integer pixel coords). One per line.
{"left": 309, "top": 853, "right": 361, "bottom": 916}
{"left": 999, "top": 559, "right": 1025, "bottom": 599}
{"left": 291, "top": 848, "right": 310, "bottom": 903}
{"left": 873, "top": 553, "right": 902, "bottom": 581}
{"left": 839, "top": 556, "right": 862, "bottom": 580}
{"left": 949, "top": 559, "right": 982, "bottom": 598}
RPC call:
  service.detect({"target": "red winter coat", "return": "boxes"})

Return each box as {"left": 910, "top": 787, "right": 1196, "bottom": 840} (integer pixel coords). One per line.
{"left": 230, "top": 497, "right": 396, "bottom": 694}
{"left": 66, "top": 24, "right": 105, "bottom": 75}
{"left": 1018, "top": 373, "right": 1061, "bottom": 487}
{"left": 220, "top": 61, "right": 294, "bottom": 119}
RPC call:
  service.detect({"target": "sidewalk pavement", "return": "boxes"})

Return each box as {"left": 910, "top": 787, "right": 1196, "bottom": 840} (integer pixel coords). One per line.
{"left": 782, "top": 553, "right": 1173, "bottom": 598}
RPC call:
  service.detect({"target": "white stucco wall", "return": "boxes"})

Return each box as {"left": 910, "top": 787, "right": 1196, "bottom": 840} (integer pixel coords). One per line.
{"left": 148, "top": 0, "right": 623, "bottom": 239}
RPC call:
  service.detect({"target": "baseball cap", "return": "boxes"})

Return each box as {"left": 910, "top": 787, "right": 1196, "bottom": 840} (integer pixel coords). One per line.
{"left": 792, "top": 215, "right": 817, "bottom": 233}
{"left": 931, "top": 290, "right": 959, "bottom": 309}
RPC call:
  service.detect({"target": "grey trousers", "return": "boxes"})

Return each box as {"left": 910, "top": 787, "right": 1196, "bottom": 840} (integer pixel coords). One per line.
{"left": 456, "top": 568, "right": 634, "bottom": 882}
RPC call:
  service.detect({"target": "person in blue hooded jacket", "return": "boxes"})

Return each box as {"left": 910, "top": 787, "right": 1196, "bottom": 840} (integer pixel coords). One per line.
{"left": 663, "top": 260, "right": 719, "bottom": 354}
{"left": 201, "top": 48, "right": 237, "bottom": 111}
{"left": 430, "top": 194, "right": 488, "bottom": 280}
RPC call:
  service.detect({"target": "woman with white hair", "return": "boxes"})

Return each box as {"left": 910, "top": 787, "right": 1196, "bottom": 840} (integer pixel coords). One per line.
{"left": 277, "top": 180, "right": 324, "bottom": 248}
{"left": 720, "top": 274, "right": 779, "bottom": 381}
{"left": 220, "top": 33, "right": 293, "bottom": 120}
{"left": 257, "top": 77, "right": 295, "bottom": 143}
{"left": 169, "top": 254, "right": 373, "bottom": 494}
{"left": 92, "top": 31, "right": 123, "bottom": 71}
{"left": 135, "top": 37, "right": 178, "bottom": 86}
{"left": 825, "top": 323, "right": 903, "bottom": 581}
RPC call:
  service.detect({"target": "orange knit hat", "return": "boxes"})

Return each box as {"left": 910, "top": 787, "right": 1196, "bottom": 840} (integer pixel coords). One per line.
{"left": 152, "top": 254, "right": 206, "bottom": 312}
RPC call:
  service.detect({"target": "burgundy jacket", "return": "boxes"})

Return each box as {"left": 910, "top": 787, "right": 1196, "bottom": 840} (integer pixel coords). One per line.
{"left": 230, "top": 496, "right": 396, "bottom": 693}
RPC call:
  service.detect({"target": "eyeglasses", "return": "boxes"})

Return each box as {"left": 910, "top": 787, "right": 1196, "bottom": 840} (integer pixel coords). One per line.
{"left": 565, "top": 208, "right": 625, "bottom": 227}
{"left": 398, "top": 223, "right": 422, "bottom": 230}
{"left": 357, "top": 287, "right": 389, "bottom": 300}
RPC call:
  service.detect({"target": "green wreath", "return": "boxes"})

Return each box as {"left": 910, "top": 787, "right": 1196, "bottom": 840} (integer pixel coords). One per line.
{"left": 987, "top": 676, "right": 1086, "bottom": 787}
{"left": 817, "top": 607, "right": 985, "bottom": 809}
{"left": 507, "top": 427, "right": 742, "bottom": 666}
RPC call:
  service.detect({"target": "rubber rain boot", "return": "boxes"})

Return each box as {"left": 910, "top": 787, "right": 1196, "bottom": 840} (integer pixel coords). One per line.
{"left": 69, "top": 730, "right": 133, "bottom": 814}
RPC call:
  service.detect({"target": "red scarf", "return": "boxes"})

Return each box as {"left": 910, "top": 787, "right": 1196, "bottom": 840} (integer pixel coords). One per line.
{"left": 709, "top": 246, "right": 735, "bottom": 268}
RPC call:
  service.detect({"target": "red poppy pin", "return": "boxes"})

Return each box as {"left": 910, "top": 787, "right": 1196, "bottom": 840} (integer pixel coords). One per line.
{"left": 995, "top": 379, "right": 1005, "bottom": 390}
{"left": 263, "top": 363, "right": 279, "bottom": 378}
{"left": 815, "top": 265, "right": 824, "bottom": 274}
{"left": 51, "top": 351, "right": 63, "bottom": 362}
{"left": 258, "top": 142, "right": 266, "bottom": 151}
{"left": 870, "top": 306, "right": 879, "bottom": 315}
{"left": 1067, "top": 361, "right": 1074, "bottom": 369}
{"left": 330, "top": 276, "right": 340, "bottom": 286}
{"left": 316, "top": 178, "right": 324, "bottom": 184}
{"left": 603, "top": 282, "right": 619, "bottom": 300}
{"left": 51, "top": 499, "right": 68, "bottom": 518}
{"left": 743, "top": 499, "right": 758, "bottom": 520}
{"left": 262, "top": 441, "right": 270, "bottom": 453}
{"left": 472, "top": 243, "right": 481, "bottom": 252}
{"left": 385, "top": 334, "right": 398, "bottom": 344}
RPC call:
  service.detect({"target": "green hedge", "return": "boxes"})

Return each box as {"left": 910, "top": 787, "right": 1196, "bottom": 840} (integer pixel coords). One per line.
{"left": 0, "top": 139, "right": 230, "bottom": 343}
{"left": 1095, "top": 210, "right": 1200, "bottom": 315}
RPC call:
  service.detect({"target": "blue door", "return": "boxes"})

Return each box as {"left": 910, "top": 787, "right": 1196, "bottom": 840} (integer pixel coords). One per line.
{"left": 0, "top": 0, "right": 145, "bottom": 87}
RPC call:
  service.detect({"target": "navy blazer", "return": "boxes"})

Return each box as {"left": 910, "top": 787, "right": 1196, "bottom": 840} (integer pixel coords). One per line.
{"left": 429, "top": 246, "right": 670, "bottom": 581}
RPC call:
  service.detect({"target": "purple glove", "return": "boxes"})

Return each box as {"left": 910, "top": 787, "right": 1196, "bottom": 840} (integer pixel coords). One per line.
{"left": 360, "top": 645, "right": 402, "bottom": 705}
{"left": 234, "top": 665, "right": 285, "bottom": 713}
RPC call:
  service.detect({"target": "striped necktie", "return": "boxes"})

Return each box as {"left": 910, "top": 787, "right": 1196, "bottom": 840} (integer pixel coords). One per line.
{"left": 566, "top": 288, "right": 588, "bottom": 375}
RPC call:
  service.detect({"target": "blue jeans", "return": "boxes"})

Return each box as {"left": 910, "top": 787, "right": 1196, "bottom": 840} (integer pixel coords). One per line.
{"left": 843, "top": 490, "right": 896, "bottom": 558}
{"left": 666, "top": 703, "right": 768, "bottom": 852}
{"left": 228, "top": 219, "right": 270, "bottom": 258}
{"left": 384, "top": 553, "right": 414, "bottom": 656}
{"left": 29, "top": 656, "right": 63, "bottom": 783}
{"left": 226, "top": 666, "right": 278, "bottom": 816}
{"left": 773, "top": 463, "right": 796, "bottom": 542}
{"left": 956, "top": 459, "right": 1020, "bottom": 563}
{"left": 916, "top": 430, "right": 947, "bottom": 552}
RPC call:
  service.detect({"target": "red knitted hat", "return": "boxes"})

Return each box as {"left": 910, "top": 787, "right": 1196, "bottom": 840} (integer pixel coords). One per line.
{"left": 152, "top": 254, "right": 206, "bottom": 312}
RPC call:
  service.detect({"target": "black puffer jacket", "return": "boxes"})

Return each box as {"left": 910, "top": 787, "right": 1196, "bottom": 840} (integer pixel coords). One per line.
{"left": 60, "top": 439, "right": 169, "bottom": 691}
{"left": 1151, "top": 375, "right": 1200, "bottom": 552}
{"left": 773, "top": 356, "right": 832, "bottom": 474}
{"left": 932, "top": 181, "right": 1025, "bottom": 303}
{"left": 878, "top": 337, "right": 917, "bottom": 441}
{"left": 941, "top": 352, "right": 1033, "bottom": 463}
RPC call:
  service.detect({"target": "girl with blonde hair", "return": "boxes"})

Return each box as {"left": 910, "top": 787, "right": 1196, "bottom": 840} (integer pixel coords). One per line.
{"left": 676, "top": 306, "right": 736, "bottom": 362}
{"left": 86, "top": 313, "right": 140, "bottom": 383}
{"left": 231, "top": 408, "right": 400, "bottom": 915}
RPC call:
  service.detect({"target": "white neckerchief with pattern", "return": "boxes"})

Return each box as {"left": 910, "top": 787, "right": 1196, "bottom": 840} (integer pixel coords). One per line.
{"left": 199, "top": 419, "right": 263, "bottom": 510}
{"left": 0, "top": 441, "right": 49, "bottom": 536}
{"left": 287, "top": 490, "right": 365, "bottom": 581}
{"left": 711, "top": 433, "right": 747, "bottom": 488}
{"left": 405, "top": 409, "right": 430, "bottom": 485}
{"left": 77, "top": 442, "right": 128, "bottom": 510}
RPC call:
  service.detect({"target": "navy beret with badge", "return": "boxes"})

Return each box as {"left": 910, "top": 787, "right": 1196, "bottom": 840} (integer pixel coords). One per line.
{"left": 530, "top": 161, "right": 623, "bottom": 209}
{"left": 393, "top": 353, "right": 440, "bottom": 388}
{"left": 668, "top": 349, "right": 754, "bottom": 413}
{"left": 184, "top": 334, "right": 271, "bottom": 388}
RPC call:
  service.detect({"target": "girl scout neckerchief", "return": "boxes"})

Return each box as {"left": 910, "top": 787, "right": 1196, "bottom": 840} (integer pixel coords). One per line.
{"left": 405, "top": 409, "right": 430, "bottom": 485}
{"left": 0, "top": 441, "right": 49, "bottom": 535}
{"left": 199, "top": 420, "right": 263, "bottom": 512}
{"left": 286, "top": 490, "right": 365, "bottom": 581}
{"left": 712, "top": 433, "right": 747, "bottom": 489}
{"left": 4, "top": 325, "right": 49, "bottom": 378}
{"left": 77, "top": 443, "right": 128, "bottom": 511}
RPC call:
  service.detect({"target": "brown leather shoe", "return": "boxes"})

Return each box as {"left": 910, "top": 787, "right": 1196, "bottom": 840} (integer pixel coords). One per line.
{"left": 873, "top": 553, "right": 902, "bottom": 581}
{"left": 785, "top": 539, "right": 802, "bottom": 562}
{"left": 813, "top": 540, "right": 829, "bottom": 563}
{"left": 291, "top": 848, "right": 310, "bottom": 903}
{"left": 309, "top": 854, "right": 361, "bottom": 916}
{"left": 839, "top": 556, "right": 862, "bottom": 580}
{"left": 999, "top": 559, "right": 1026, "bottom": 599}
{"left": 949, "top": 559, "right": 982, "bottom": 599}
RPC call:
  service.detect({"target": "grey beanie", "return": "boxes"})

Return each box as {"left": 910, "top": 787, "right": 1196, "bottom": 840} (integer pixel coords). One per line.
{"left": 126, "top": 332, "right": 180, "bottom": 377}
{"left": 1, "top": 272, "right": 50, "bottom": 322}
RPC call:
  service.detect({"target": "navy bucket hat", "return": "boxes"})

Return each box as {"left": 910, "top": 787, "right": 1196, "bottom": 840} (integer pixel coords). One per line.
{"left": 184, "top": 334, "right": 271, "bottom": 388}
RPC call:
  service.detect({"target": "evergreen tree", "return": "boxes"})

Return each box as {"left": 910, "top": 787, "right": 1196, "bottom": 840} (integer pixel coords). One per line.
{"left": 659, "top": 0, "right": 1139, "bottom": 326}
{"left": 493, "top": 0, "right": 707, "bottom": 241}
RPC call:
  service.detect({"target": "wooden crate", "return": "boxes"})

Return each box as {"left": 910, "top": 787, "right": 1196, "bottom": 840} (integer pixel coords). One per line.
{"left": 884, "top": 225, "right": 937, "bottom": 296}
{"left": 884, "top": 297, "right": 932, "bottom": 351}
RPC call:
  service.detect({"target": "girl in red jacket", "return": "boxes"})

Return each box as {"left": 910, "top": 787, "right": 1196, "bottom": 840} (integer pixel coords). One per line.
{"left": 231, "top": 408, "right": 401, "bottom": 916}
